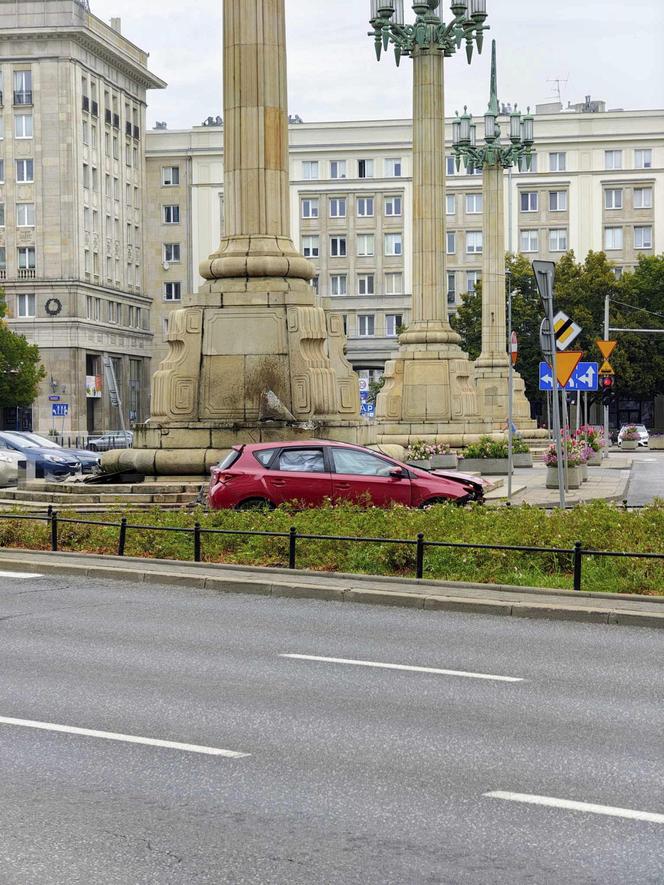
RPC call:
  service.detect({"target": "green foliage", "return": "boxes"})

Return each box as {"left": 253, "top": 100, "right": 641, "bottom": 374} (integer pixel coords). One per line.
{"left": 366, "top": 375, "right": 385, "bottom": 406}
{"left": 0, "top": 290, "right": 46, "bottom": 407}
{"left": 4, "top": 500, "right": 662, "bottom": 594}
{"left": 511, "top": 436, "right": 530, "bottom": 454}
{"left": 464, "top": 435, "right": 508, "bottom": 459}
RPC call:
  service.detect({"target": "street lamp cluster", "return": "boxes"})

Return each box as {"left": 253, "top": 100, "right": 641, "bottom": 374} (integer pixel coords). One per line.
{"left": 369, "top": 0, "right": 489, "bottom": 64}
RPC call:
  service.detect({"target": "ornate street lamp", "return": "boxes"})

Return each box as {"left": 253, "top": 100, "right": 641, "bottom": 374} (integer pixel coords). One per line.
{"left": 367, "top": 1, "right": 492, "bottom": 442}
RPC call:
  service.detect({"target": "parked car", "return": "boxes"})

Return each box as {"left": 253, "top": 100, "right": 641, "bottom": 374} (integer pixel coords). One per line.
{"left": 0, "top": 431, "right": 81, "bottom": 480}
{"left": 617, "top": 424, "right": 649, "bottom": 447}
{"left": 87, "top": 430, "right": 134, "bottom": 452}
{"left": 209, "top": 440, "right": 485, "bottom": 510}
{"left": 0, "top": 450, "right": 26, "bottom": 488}
{"left": 15, "top": 432, "right": 101, "bottom": 474}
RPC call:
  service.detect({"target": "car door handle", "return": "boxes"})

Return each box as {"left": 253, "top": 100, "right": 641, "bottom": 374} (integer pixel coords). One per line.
{"left": 271, "top": 479, "right": 287, "bottom": 486}
{"left": 335, "top": 483, "right": 351, "bottom": 490}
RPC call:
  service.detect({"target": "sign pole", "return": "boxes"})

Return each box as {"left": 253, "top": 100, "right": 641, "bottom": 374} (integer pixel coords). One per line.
{"left": 507, "top": 271, "right": 513, "bottom": 503}
{"left": 603, "top": 293, "right": 610, "bottom": 459}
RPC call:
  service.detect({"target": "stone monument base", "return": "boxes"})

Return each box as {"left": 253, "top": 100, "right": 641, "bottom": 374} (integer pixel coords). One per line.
{"left": 102, "top": 419, "right": 373, "bottom": 476}
{"left": 474, "top": 364, "right": 539, "bottom": 432}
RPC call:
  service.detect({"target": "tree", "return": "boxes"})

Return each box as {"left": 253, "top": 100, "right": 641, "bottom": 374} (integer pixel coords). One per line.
{"left": 0, "top": 291, "right": 46, "bottom": 409}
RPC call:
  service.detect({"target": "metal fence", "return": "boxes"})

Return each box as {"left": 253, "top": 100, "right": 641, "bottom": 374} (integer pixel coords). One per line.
{"left": 0, "top": 508, "right": 662, "bottom": 593}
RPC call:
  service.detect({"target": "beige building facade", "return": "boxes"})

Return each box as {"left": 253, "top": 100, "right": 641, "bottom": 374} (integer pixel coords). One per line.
{"left": 145, "top": 105, "right": 663, "bottom": 392}
{"left": 0, "top": 0, "right": 164, "bottom": 434}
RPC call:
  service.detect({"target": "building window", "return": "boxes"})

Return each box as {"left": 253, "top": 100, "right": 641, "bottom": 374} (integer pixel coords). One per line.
{"left": 163, "top": 243, "right": 181, "bottom": 263}
{"left": 634, "top": 149, "right": 652, "bottom": 170}
{"left": 16, "top": 293, "right": 35, "bottom": 318}
{"left": 605, "top": 150, "right": 622, "bottom": 170}
{"left": 163, "top": 205, "right": 180, "bottom": 224}
{"left": 446, "top": 156, "right": 456, "bottom": 176}
{"left": 356, "top": 234, "right": 374, "bottom": 257}
{"left": 0, "top": 204, "right": 4, "bottom": 227}
{"left": 520, "top": 229, "right": 539, "bottom": 253}
{"left": 107, "top": 300, "right": 120, "bottom": 324}
{"left": 310, "top": 275, "right": 319, "bottom": 295}
{"left": 385, "top": 272, "right": 403, "bottom": 295}
{"left": 164, "top": 282, "right": 182, "bottom": 301}
{"left": 384, "top": 195, "right": 402, "bottom": 216}
{"left": 634, "top": 226, "right": 653, "bottom": 249}
{"left": 358, "top": 314, "right": 375, "bottom": 337}
{"left": 385, "top": 158, "right": 402, "bottom": 177}
{"left": 466, "top": 271, "right": 481, "bottom": 292}
{"left": 16, "top": 203, "right": 35, "bottom": 227}
{"left": 330, "top": 274, "right": 347, "bottom": 296}
{"left": 384, "top": 233, "right": 403, "bottom": 256}
{"left": 301, "top": 198, "right": 319, "bottom": 218}
{"left": 446, "top": 231, "right": 456, "bottom": 254}
{"left": 329, "top": 236, "right": 347, "bottom": 257}
{"left": 465, "top": 193, "right": 483, "bottom": 214}
{"left": 358, "top": 159, "right": 374, "bottom": 179}
{"left": 329, "top": 197, "right": 346, "bottom": 218}
{"left": 603, "top": 227, "right": 623, "bottom": 250}
{"left": 518, "top": 154, "right": 537, "bottom": 173}
{"left": 302, "top": 160, "right": 318, "bottom": 180}
{"left": 604, "top": 188, "right": 623, "bottom": 210}
{"left": 612, "top": 267, "right": 623, "bottom": 280}
{"left": 549, "top": 228, "right": 568, "bottom": 252}
{"left": 13, "top": 70, "right": 32, "bottom": 105}
{"left": 466, "top": 231, "right": 483, "bottom": 254}
{"left": 357, "top": 274, "right": 375, "bottom": 296}
{"left": 447, "top": 271, "right": 456, "bottom": 304}
{"left": 162, "top": 166, "right": 180, "bottom": 186}
{"left": 301, "top": 235, "right": 319, "bottom": 258}
{"left": 357, "top": 196, "right": 374, "bottom": 217}
{"left": 0, "top": 246, "right": 5, "bottom": 270}
{"left": 18, "top": 246, "right": 35, "bottom": 269}
{"left": 15, "top": 114, "right": 33, "bottom": 139}
{"left": 16, "top": 158, "right": 34, "bottom": 182}
{"left": 633, "top": 187, "right": 653, "bottom": 209}
{"left": 549, "top": 152, "right": 566, "bottom": 172}
{"left": 385, "top": 314, "right": 403, "bottom": 337}
{"left": 549, "top": 191, "right": 567, "bottom": 212}
{"left": 330, "top": 160, "right": 347, "bottom": 180}
{"left": 0, "top": 161, "right": 4, "bottom": 183}
{"left": 446, "top": 194, "right": 456, "bottom": 215}
{"left": 520, "top": 191, "right": 538, "bottom": 212}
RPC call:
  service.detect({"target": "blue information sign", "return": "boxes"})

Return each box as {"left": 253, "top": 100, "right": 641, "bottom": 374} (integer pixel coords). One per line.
{"left": 51, "top": 403, "right": 69, "bottom": 417}
{"left": 539, "top": 362, "right": 599, "bottom": 392}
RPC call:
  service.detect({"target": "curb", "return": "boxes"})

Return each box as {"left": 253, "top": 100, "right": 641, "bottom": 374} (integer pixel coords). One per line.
{"left": 0, "top": 550, "right": 662, "bottom": 630}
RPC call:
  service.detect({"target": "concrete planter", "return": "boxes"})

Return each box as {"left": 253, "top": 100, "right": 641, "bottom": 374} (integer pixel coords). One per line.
{"left": 431, "top": 453, "right": 458, "bottom": 469}
{"left": 512, "top": 452, "right": 533, "bottom": 468}
{"left": 648, "top": 437, "right": 664, "bottom": 450}
{"left": 587, "top": 450, "right": 603, "bottom": 466}
{"left": 546, "top": 465, "right": 582, "bottom": 489}
{"left": 581, "top": 463, "right": 589, "bottom": 482}
{"left": 622, "top": 440, "right": 638, "bottom": 451}
{"left": 460, "top": 458, "right": 509, "bottom": 475}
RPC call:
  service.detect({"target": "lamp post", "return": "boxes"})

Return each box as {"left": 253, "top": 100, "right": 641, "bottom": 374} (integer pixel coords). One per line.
{"left": 452, "top": 38, "right": 537, "bottom": 454}
{"left": 368, "top": 1, "right": 492, "bottom": 444}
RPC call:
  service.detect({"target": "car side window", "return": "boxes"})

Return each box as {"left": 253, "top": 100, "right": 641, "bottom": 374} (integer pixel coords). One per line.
{"left": 253, "top": 449, "right": 275, "bottom": 467}
{"left": 277, "top": 448, "right": 326, "bottom": 473}
{"left": 331, "top": 448, "right": 396, "bottom": 477}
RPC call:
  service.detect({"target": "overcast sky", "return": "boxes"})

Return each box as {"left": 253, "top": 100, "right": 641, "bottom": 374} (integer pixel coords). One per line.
{"left": 92, "top": 0, "right": 664, "bottom": 130}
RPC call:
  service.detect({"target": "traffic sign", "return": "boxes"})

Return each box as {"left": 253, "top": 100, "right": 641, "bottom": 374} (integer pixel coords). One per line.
{"left": 599, "top": 360, "right": 614, "bottom": 376}
{"left": 554, "top": 350, "right": 583, "bottom": 388}
{"left": 553, "top": 311, "right": 582, "bottom": 351}
{"left": 539, "top": 361, "right": 598, "bottom": 391}
{"left": 48, "top": 395, "right": 61, "bottom": 402}
{"left": 510, "top": 331, "right": 518, "bottom": 366}
{"left": 597, "top": 340, "right": 617, "bottom": 360}
{"left": 52, "top": 403, "right": 69, "bottom": 418}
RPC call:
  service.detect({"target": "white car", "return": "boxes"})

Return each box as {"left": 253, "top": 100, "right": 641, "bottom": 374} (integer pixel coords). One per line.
{"left": 0, "top": 449, "right": 27, "bottom": 487}
{"left": 617, "top": 424, "right": 649, "bottom": 447}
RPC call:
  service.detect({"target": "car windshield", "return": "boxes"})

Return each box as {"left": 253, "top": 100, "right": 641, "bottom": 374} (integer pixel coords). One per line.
{"left": 0, "top": 432, "right": 39, "bottom": 448}
{"left": 21, "top": 433, "right": 60, "bottom": 449}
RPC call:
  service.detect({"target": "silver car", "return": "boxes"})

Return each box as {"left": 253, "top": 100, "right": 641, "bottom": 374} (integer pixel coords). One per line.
{"left": 0, "top": 449, "right": 27, "bottom": 487}
{"left": 617, "top": 424, "right": 649, "bottom": 447}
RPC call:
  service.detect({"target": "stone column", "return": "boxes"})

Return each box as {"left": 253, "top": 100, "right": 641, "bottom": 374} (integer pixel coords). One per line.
{"left": 475, "top": 162, "right": 509, "bottom": 368}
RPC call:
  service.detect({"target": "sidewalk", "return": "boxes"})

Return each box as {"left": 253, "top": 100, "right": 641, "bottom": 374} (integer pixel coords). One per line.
{"left": 1, "top": 548, "right": 662, "bottom": 630}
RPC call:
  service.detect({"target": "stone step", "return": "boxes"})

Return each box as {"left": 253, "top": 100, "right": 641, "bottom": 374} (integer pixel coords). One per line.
{"left": 4, "top": 489, "right": 199, "bottom": 505}
{"left": 25, "top": 481, "right": 205, "bottom": 495}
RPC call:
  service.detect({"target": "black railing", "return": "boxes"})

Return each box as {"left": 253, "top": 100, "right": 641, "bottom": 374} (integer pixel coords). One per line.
{"left": 1, "top": 509, "right": 663, "bottom": 593}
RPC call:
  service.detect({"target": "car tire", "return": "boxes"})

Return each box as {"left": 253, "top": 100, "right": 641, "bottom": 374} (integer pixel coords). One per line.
{"left": 235, "top": 497, "right": 275, "bottom": 512}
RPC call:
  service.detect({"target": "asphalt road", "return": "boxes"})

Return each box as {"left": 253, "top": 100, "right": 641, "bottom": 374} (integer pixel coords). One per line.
{"left": 626, "top": 451, "right": 664, "bottom": 506}
{"left": 0, "top": 570, "right": 662, "bottom": 884}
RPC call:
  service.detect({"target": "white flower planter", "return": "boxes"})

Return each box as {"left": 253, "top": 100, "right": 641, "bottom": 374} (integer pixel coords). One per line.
{"left": 587, "top": 450, "right": 603, "bottom": 466}
{"left": 581, "top": 463, "right": 588, "bottom": 482}
{"left": 649, "top": 437, "right": 664, "bottom": 450}
{"left": 461, "top": 458, "right": 509, "bottom": 475}
{"left": 546, "top": 465, "right": 582, "bottom": 489}
{"left": 431, "top": 453, "right": 458, "bottom": 469}
{"left": 512, "top": 453, "right": 533, "bottom": 468}
{"left": 622, "top": 440, "right": 638, "bottom": 451}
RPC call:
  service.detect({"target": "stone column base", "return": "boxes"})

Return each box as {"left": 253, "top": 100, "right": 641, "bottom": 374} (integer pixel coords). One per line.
{"left": 474, "top": 364, "right": 537, "bottom": 431}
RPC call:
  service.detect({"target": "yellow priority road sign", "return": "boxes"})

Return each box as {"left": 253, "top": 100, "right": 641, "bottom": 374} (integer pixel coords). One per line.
{"left": 553, "top": 311, "right": 582, "bottom": 350}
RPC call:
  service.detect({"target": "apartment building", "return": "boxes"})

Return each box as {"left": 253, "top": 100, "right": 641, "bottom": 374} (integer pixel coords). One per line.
{"left": 145, "top": 104, "right": 663, "bottom": 389}
{"left": 0, "top": 0, "right": 164, "bottom": 433}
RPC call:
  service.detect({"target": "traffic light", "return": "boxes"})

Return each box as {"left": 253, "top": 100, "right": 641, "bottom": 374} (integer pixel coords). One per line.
{"left": 601, "top": 375, "right": 616, "bottom": 406}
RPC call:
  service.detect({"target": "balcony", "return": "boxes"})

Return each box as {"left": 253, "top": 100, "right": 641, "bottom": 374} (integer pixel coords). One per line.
{"left": 17, "top": 268, "right": 36, "bottom": 280}
{"left": 14, "top": 91, "right": 33, "bottom": 106}
{"left": 0, "top": 269, "right": 6, "bottom": 281}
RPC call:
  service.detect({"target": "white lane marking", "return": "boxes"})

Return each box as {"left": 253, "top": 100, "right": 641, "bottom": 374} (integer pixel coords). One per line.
{"left": 280, "top": 654, "right": 523, "bottom": 683}
{"left": 485, "top": 791, "right": 664, "bottom": 824}
{"left": 0, "top": 571, "right": 43, "bottom": 580}
{"left": 0, "top": 715, "right": 249, "bottom": 759}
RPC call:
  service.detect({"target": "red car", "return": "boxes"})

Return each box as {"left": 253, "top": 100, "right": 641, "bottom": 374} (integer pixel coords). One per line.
{"left": 208, "top": 440, "right": 484, "bottom": 510}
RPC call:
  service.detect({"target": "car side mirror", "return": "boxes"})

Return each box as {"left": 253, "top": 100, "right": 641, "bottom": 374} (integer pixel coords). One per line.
{"left": 389, "top": 467, "right": 405, "bottom": 479}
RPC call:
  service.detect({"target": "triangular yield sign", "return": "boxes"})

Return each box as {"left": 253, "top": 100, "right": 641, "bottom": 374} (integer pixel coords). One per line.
{"left": 554, "top": 351, "right": 583, "bottom": 388}
{"left": 599, "top": 360, "right": 614, "bottom": 374}
{"left": 597, "top": 340, "right": 617, "bottom": 360}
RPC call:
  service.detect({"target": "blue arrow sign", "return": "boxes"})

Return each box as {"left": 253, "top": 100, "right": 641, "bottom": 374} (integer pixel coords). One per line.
{"left": 51, "top": 403, "right": 69, "bottom": 418}
{"left": 539, "top": 362, "right": 598, "bottom": 392}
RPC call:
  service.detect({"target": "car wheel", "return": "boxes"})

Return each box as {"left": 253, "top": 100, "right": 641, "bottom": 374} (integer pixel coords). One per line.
{"left": 235, "top": 497, "right": 275, "bottom": 512}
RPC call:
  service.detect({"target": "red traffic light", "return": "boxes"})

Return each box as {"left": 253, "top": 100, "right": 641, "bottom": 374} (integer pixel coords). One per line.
{"left": 601, "top": 375, "right": 614, "bottom": 389}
